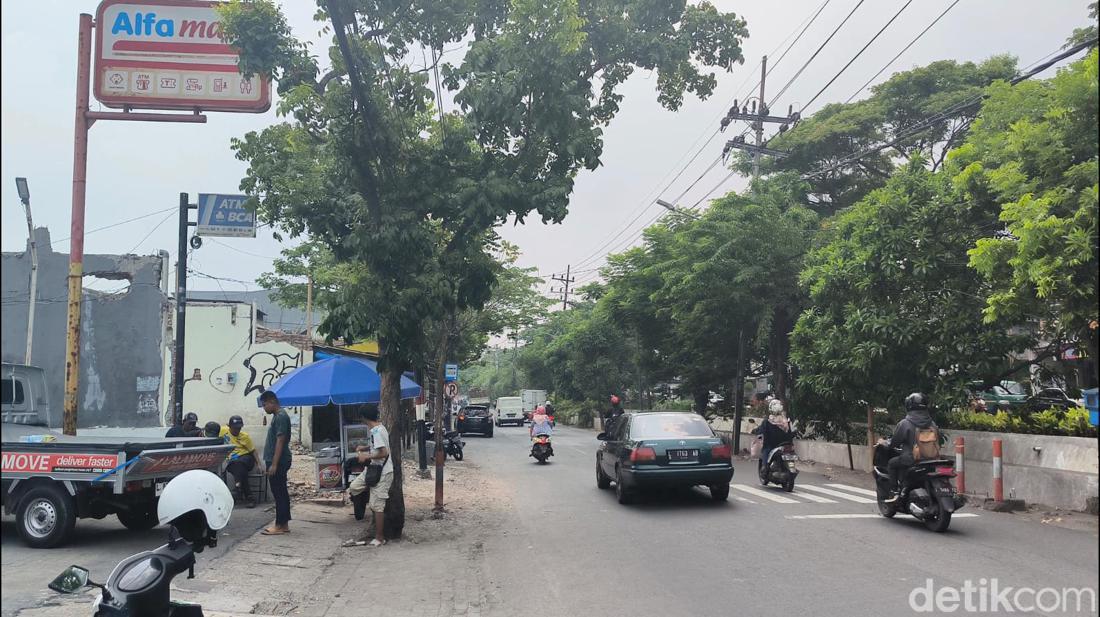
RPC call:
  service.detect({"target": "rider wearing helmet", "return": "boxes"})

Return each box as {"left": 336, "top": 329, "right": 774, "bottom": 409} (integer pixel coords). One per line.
{"left": 882, "top": 393, "right": 937, "bottom": 502}
{"left": 755, "top": 399, "right": 795, "bottom": 472}
{"left": 157, "top": 469, "right": 234, "bottom": 550}
{"left": 530, "top": 405, "right": 553, "bottom": 438}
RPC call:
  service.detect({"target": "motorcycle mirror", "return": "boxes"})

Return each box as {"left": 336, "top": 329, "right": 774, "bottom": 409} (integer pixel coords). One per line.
{"left": 48, "top": 565, "right": 91, "bottom": 594}
{"left": 596, "top": 432, "right": 608, "bottom": 441}
{"left": 747, "top": 419, "right": 757, "bottom": 424}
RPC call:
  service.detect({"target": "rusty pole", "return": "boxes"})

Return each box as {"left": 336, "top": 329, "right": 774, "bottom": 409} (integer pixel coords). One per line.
{"left": 62, "top": 14, "right": 93, "bottom": 436}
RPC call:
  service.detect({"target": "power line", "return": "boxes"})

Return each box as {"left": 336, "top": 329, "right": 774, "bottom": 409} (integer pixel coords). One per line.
{"left": 761, "top": 0, "right": 833, "bottom": 106}
{"left": 50, "top": 206, "right": 176, "bottom": 246}
{"left": 801, "top": 0, "right": 915, "bottom": 112}
{"left": 769, "top": 0, "right": 867, "bottom": 106}
{"left": 803, "top": 36, "right": 1098, "bottom": 180}
{"left": 845, "top": 0, "right": 963, "bottom": 103}
{"left": 127, "top": 211, "right": 175, "bottom": 255}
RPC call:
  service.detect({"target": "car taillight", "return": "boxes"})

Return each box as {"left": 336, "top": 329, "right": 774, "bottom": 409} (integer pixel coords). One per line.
{"left": 630, "top": 446, "right": 657, "bottom": 463}
{"left": 711, "top": 444, "right": 731, "bottom": 460}
{"left": 782, "top": 443, "right": 795, "bottom": 453}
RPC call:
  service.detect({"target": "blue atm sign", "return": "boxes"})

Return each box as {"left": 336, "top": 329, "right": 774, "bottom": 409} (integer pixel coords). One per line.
{"left": 196, "top": 194, "right": 256, "bottom": 238}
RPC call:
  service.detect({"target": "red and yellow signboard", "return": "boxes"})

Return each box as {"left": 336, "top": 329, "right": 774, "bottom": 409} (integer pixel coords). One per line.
{"left": 94, "top": 0, "right": 270, "bottom": 112}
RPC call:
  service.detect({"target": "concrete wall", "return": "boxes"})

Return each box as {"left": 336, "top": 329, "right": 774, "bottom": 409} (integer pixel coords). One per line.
{"left": 710, "top": 416, "right": 1099, "bottom": 512}
{"left": 2, "top": 228, "right": 168, "bottom": 428}
{"left": 166, "top": 301, "right": 311, "bottom": 454}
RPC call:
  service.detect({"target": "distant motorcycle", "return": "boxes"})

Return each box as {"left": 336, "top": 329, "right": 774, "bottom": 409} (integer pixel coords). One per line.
{"left": 759, "top": 441, "right": 799, "bottom": 492}
{"left": 530, "top": 434, "right": 554, "bottom": 464}
{"left": 872, "top": 442, "right": 966, "bottom": 532}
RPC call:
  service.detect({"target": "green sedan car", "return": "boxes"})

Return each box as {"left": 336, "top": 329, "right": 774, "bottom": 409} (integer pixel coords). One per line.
{"left": 596, "top": 411, "right": 734, "bottom": 504}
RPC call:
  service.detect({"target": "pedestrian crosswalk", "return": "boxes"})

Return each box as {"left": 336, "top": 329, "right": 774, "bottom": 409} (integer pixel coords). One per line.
{"left": 730, "top": 482, "right": 878, "bottom": 505}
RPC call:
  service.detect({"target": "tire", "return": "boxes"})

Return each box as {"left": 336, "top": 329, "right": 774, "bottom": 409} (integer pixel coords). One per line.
{"left": 758, "top": 465, "right": 769, "bottom": 486}
{"left": 783, "top": 477, "right": 796, "bottom": 493}
{"left": 875, "top": 483, "right": 897, "bottom": 518}
{"left": 487, "top": 427, "right": 494, "bottom": 438}
{"left": 924, "top": 509, "right": 952, "bottom": 532}
{"left": 117, "top": 504, "right": 159, "bottom": 531}
{"left": 596, "top": 458, "right": 611, "bottom": 489}
{"left": 710, "top": 484, "right": 730, "bottom": 501}
{"left": 452, "top": 447, "right": 464, "bottom": 461}
{"left": 615, "top": 468, "right": 633, "bottom": 505}
{"left": 17, "top": 484, "right": 77, "bottom": 548}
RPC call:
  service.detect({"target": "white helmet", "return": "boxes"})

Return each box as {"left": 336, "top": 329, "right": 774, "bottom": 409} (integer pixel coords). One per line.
{"left": 157, "top": 469, "right": 233, "bottom": 530}
{"left": 768, "top": 398, "right": 785, "bottom": 414}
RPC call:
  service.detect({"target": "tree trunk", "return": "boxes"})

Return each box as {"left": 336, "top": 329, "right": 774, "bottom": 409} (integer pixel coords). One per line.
{"left": 693, "top": 388, "right": 709, "bottom": 415}
{"left": 378, "top": 366, "right": 405, "bottom": 539}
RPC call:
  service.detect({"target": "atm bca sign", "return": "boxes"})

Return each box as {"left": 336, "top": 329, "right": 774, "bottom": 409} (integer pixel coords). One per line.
{"left": 94, "top": 0, "right": 270, "bottom": 113}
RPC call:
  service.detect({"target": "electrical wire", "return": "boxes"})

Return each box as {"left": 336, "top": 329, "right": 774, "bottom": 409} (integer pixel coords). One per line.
{"left": 768, "top": 0, "right": 867, "bottom": 106}
{"left": 801, "top": 0, "right": 915, "bottom": 112}
{"left": 126, "top": 211, "right": 176, "bottom": 255}
{"left": 50, "top": 207, "right": 176, "bottom": 246}
{"left": 845, "top": 0, "right": 963, "bottom": 103}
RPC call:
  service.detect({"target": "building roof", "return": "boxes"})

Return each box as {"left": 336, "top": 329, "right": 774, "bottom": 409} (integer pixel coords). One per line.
{"left": 188, "top": 289, "right": 320, "bottom": 333}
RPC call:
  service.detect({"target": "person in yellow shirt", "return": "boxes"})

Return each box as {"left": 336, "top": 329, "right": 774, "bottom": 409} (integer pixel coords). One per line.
{"left": 220, "top": 415, "right": 260, "bottom": 508}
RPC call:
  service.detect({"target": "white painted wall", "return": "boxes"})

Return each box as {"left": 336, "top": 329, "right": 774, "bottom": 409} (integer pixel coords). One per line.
{"left": 161, "top": 301, "right": 311, "bottom": 455}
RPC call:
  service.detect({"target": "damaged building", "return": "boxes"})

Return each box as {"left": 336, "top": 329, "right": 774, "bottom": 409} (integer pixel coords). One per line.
{"left": 2, "top": 227, "right": 170, "bottom": 428}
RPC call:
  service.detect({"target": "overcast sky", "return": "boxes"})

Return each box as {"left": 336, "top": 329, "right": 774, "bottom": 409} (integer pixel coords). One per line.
{"left": 1, "top": 1, "right": 1091, "bottom": 297}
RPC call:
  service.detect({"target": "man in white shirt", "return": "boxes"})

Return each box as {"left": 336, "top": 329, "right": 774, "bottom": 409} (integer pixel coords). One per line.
{"left": 348, "top": 406, "right": 392, "bottom": 546}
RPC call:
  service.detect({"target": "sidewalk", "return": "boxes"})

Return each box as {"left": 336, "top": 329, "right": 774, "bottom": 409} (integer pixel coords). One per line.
{"left": 17, "top": 456, "right": 515, "bottom": 617}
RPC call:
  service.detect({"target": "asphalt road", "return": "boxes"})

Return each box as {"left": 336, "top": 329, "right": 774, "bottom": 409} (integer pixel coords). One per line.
{"left": 0, "top": 496, "right": 272, "bottom": 617}
{"left": 472, "top": 424, "right": 1099, "bottom": 617}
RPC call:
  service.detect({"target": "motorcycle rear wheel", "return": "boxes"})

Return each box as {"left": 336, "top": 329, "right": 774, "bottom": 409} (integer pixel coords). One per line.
{"left": 924, "top": 510, "right": 952, "bottom": 532}
{"left": 452, "top": 448, "right": 464, "bottom": 461}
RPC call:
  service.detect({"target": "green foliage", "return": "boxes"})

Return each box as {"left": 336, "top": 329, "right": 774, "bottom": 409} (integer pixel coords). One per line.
{"left": 940, "top": 408, "right": 1097, "bottom": 437}
{"left": 964, "top": 50, "right": 1100, "bottom": 375}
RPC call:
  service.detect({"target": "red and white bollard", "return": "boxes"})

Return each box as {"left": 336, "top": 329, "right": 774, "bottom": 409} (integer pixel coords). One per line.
{"left": 954, "top": 436, "right": 965, "bottom": 494}
{"left": 992, "top": 438, "right": 1004, "bottom": 502}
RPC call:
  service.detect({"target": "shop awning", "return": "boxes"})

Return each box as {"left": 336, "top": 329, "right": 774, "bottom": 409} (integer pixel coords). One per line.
{"left": 257, "top": 355, "right": 421, "bottom": 407}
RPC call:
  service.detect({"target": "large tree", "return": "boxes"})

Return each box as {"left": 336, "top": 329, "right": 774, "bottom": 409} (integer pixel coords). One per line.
{"left": 965, "top": 50, "right": 1099, "bottom": 387}
{"left": 218, "top": 0, "right": 748, "bottom": 535}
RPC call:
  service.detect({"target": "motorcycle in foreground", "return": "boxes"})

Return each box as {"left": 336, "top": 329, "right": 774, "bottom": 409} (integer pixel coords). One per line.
{"left": 759, "top": 441, "right": 799, "bottom": 492}
{"left": 872, "top": 443, "right": 966, "bottom": 532}
{"left": 47, "top": 470, "right": 232, "bottom": 616}
{"left": 428, "top": 428, "right": 465, "bottom": 461}
{"left": 530, "top": 434, "right": 554, "bottom": 464}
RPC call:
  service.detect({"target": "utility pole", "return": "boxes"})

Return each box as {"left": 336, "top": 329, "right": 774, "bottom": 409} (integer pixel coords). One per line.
{"left": 551, "top": 266, "right": 575, "bottom": 311}
{"left": 15, "top": 178, "right": 37, "bottom": 366}
{"left": 733, "top": 328, "right": 746, "bottom": 454}
{"left": 171, "top": 193, "right": 197, "bottom": 429}
{"left": 305, "top": 273, "right": 313, "bottom": 341}
{"left": 752, "top": 56, "right": 767, "bottom": 181}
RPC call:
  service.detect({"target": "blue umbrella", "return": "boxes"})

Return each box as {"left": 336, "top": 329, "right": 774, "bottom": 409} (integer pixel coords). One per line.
{"left": 257, "top": 355, "right": 421, "bottom": 407}
{"left": 257, "top": 356, "right": 422, "bottom": 487}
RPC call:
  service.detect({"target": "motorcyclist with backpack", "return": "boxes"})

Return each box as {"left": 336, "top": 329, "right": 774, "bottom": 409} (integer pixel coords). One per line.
{"left": 881, "top": 392, "right": 940, "bottom": 503}
{"left": 603, "top": 395, "right": 625, "bottom": 435}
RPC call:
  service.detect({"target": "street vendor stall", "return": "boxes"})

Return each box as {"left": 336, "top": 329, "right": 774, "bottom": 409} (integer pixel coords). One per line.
{"left": 257, "top": 355, "right": 421, "bottom": 487}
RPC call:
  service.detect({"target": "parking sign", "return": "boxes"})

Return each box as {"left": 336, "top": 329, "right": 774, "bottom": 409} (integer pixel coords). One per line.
{"left": 196, "top": 194, "right": 256, "bottom": 237}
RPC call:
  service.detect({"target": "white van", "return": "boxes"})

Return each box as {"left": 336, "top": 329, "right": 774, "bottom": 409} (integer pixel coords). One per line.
{"left": 495, "top": 396, "right": 524, "bottom": 427}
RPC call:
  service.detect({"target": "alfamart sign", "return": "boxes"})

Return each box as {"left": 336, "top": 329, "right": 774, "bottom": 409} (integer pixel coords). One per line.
{"left": 94, "top": 0, "right": 270, "bottom": 112}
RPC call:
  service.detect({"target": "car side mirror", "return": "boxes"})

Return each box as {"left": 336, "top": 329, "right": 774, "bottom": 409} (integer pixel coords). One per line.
{"left": 747, "top": 419, "right": 756, "bottom": 424}
{"left": 49, "top": 566, "right": 90, "bottom": 594}
{"left": 596, "top": 432, "right": 608, "bottom": 441}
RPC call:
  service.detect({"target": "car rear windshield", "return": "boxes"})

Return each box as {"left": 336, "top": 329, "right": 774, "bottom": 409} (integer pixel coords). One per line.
{"left": 465, "top": 406, "right": 490, "bottom": 416}
{"left": 630, "top": 414, "right": 714, "bottom": 439}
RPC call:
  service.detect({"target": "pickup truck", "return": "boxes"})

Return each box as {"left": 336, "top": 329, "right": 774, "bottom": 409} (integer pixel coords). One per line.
{"left": 1, "top": 363, "right": 233, "bottom": 548}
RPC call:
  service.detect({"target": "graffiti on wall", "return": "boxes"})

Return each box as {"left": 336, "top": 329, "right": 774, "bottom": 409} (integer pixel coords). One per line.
{"left": 242, "top": 350, "right": 303, "bottom": 396}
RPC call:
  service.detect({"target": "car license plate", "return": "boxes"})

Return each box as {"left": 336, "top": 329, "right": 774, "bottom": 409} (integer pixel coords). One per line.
{"left": 667, "top": 449, "right": 698, "bottom": 462}
{"left": 935, "top": 484, "right": 954, "bottom": 495}
{"left": 782, "top": 454, "right": 798, "bottom": 461}
{"left": 155, "top": 481, "right": 167, "bottom": 497}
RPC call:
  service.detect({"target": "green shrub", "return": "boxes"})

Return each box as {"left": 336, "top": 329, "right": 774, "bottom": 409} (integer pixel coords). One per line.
{"left": 941, "top": 406, "right": 1096, "bottom": 437}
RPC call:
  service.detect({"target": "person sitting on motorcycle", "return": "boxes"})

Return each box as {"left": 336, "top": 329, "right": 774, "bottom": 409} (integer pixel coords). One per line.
{"left": 880, "top": 392, "right": 937, "bottom": 502}
{"left": 755, "top": 399, "right": 794, "bottom": 472}
{"left": 530, "top": 406, "right": 553, "bottom": 438}
{"left": 603, "top": 395, "right": 624, "bottom": 435}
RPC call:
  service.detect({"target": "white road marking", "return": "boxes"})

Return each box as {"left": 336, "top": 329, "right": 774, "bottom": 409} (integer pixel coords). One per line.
{"left": 789, "top": 490, "right": 837, "bottom": 504}
{"left": 824, "top": 483, "right": 878, "bottom": 497}
{"left": 571, "top": 447, "right": 589, "bottom": 455}
{"left": 729, "top": 484, "right": 801, "bottom": 504}
{"left": 734, "top": 496, "right": 759, "bottom": 505}
{"left": 785, "top": 513, "right": 980, "bottom": 520}
{"left": 798, "top": 484, "right": 877, "bottom": 504}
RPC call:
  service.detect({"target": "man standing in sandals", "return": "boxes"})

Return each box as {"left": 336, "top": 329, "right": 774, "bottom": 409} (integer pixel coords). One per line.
{"left": 260, "top": 391, "right": 292, "bottom": 535}
{"left": 347, "top": 406, "right": 391, "bottom": 546}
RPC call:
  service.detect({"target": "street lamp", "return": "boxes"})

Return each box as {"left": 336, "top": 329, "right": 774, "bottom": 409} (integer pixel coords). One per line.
{"left": 15, "top": 177, "right": 37, "bottom": 366}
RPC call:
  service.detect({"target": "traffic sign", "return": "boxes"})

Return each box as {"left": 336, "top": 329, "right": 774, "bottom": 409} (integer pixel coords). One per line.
{"left": 196, "top": 193, "right": 256, "bottom": 237}
{"left": 94, "top": 0, "right": 271, "bottom": 113}
{"left": 444, "top": 363, "right": 458, "bottom": 382}
{"left": 444, "top": 382, "right": 458, "bottom": 398}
